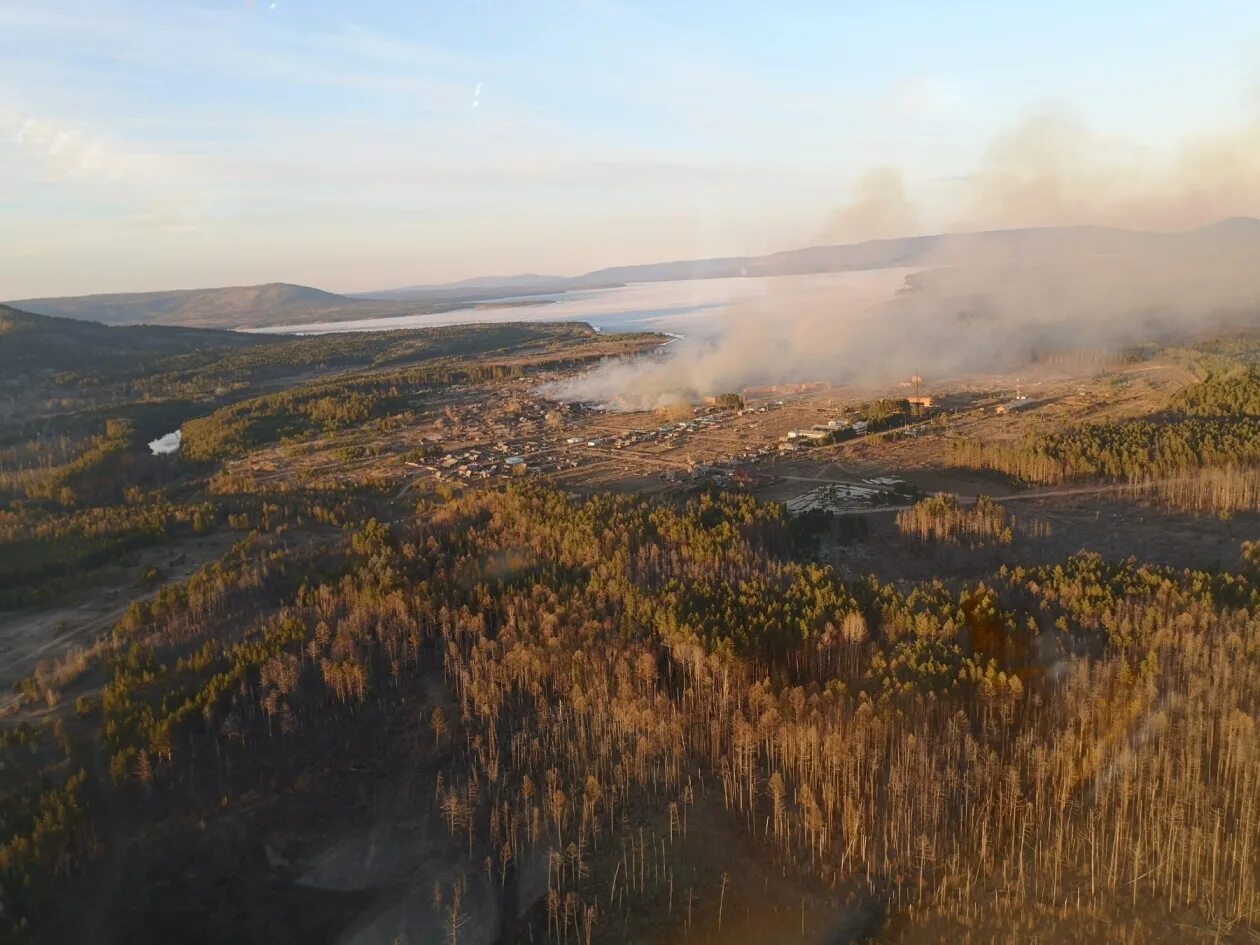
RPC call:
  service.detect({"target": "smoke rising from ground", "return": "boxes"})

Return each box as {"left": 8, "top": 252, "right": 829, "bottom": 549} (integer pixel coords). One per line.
{"left": 824, "top": 167, "right": 921, "bottom": 244}
{"left": 959, "top": 109, "right": 1260, "bottom": 233}
{"left": 542, "top": 269, "right": 910, "bottom": 410}
{"left": 545, "top": 239, "right": 1260, "bottom": 411}
{"left": 545, "top": 107, "right": 1260, "bottom": 411}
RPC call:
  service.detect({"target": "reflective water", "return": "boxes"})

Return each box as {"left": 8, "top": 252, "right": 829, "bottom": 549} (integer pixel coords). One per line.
{"left": 149, "top": 430, "right": 182, "bottom": 455}
{"left": 250, "top": 270, "right": 914, "bottom": 339}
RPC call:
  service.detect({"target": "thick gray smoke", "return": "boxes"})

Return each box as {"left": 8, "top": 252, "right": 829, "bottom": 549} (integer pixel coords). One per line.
{"left": 823, "top": 167, "right": 921, "bottom": 244}
{"left": 543, "top": 222, "right": 1260, "bottom": 410}
{"left": 958, "top": 109, "right": 1260, "bottom": 233}
{"left": 542, "top": 269, "right": 909, "bottom": 409}
{"left": 544, "top": 105, "right": 1260, "bottom": 411}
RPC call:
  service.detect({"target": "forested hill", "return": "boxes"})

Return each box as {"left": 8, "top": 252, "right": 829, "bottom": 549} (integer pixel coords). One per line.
{"left": 0, "top": 305, "right": 262, "bottom": 377}
{"left": 5, "top": 283, "right": 422, "bottom": 330}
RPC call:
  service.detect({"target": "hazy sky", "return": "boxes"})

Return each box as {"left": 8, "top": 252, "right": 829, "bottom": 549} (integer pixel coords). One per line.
{"left": 2, "top": 0, "right": 1259, "bottom": 297}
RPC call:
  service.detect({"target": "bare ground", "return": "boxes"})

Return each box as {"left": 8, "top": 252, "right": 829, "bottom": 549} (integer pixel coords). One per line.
{"left": 0, "top": 529, "right": 243, "bottom": 708}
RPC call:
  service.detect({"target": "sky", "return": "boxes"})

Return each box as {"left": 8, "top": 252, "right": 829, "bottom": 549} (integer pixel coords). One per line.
{"left": 2, "top": 0, "right": 1259, "bottom": 298}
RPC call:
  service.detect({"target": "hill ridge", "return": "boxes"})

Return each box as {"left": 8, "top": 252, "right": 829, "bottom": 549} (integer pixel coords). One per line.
{"left": 11, "top": 218, "right": 1260, "bottom": 330}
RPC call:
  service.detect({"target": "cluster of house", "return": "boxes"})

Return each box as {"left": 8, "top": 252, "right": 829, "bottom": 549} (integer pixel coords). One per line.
{"left": 414, "top": 444, "right": 585, "bottom": 481}
{"left": 742, "top": 381, "right": 830, "bottom": 396}
{"left": 419, "top": 448, "right": 519, "bottom": 481}
{"left": 404, "top": 389, "right": 589, "bottom": 481}
{"left": 403, "top": 386, "right": 808, "bottom": 488}
{"left": 780, "top": 417, "right": 869, "bottom": 449}
{"left": 995, "top": 396, "right": 1033, "bottom": 415}
{"left": 578, "top": 401, "right": 771, "bottom": 452}
{"left": 664, "top": 463, "right": 774, "bottom": 488}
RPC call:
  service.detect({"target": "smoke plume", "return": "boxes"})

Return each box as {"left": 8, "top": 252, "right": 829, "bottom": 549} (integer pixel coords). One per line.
{"left": 824, "top": 167, "right": 920, "bottom": 243}
{"left": 544, "top": 107, "right": 1260, "bottom": 411}
{"left": 959, "top": 109, "right": 1260, "bottom": 233}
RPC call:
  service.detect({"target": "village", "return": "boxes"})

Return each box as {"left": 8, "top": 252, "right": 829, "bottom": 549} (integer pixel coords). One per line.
{"left": 388, "top": 372, "right": 1010, "bottom": 512}
{"left": 215, "top": 346, "right": 1188, "bottom": 520}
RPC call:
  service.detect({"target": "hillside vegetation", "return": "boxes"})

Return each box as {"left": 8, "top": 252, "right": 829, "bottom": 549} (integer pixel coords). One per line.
{"left": 4, "top": 484, "right": 1258, "bottom": 944}
{"left": 2, "top": 311, "right": 1259, "bottom": 945}
{"left": 948, "top": 353, "right": 1260, "bottom": 493}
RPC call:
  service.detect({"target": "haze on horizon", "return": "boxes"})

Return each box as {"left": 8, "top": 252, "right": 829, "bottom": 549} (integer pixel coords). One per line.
{"left": 2, "top": 0, "right": 1260, "bottom": 299}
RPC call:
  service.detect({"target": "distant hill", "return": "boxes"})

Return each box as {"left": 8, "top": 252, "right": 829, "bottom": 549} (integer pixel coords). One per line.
{"left": 369, "top": 218, "right": 1260, "bottom": 297}
{"left": 372, "top": 272, "right": 567, "bottom": 294}
{"left": 0, "top": 304, "right": 263, "bottom": 377}
{"left": 8, "top": 279, "right": 581, "bottom": 331}
{"left": 424, "top": 273, "right": 567, "bottom": 291}
{"left": 570, "top": 219, "right": 1260, "bottom": 285}
{"left": 6, "top": 282, "right": 426, "bottom": 330}
{"left": 11, "top": 219, "right": 1260, "bottom": 330}
{"left": 356, "top": 274, "right": 614, "bottom": 303}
